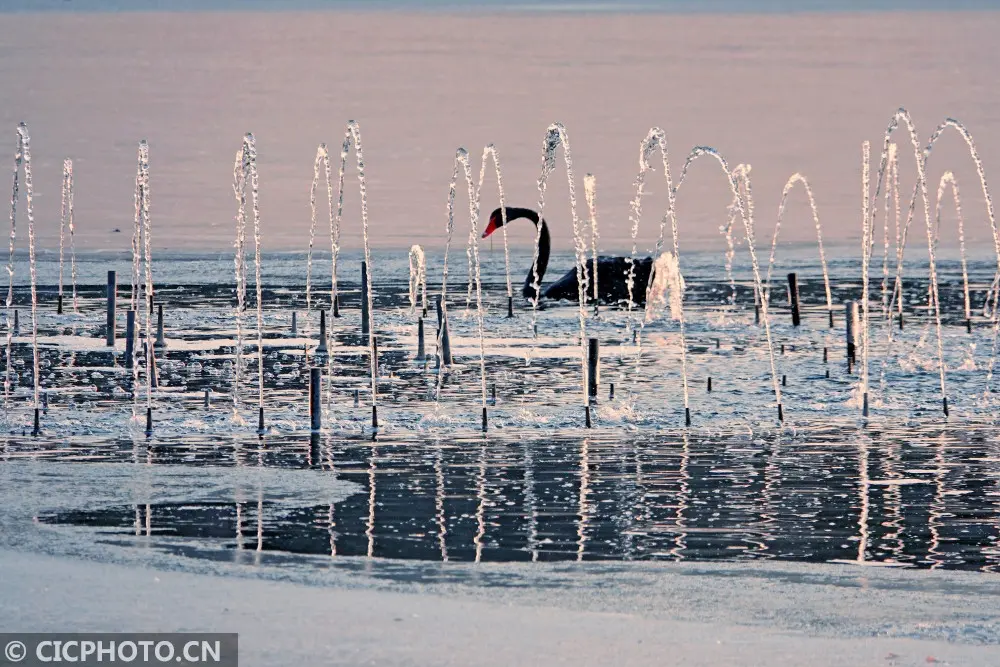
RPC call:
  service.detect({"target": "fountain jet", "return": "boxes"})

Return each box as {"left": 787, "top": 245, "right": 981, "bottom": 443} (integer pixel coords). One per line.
{"left": 627, "top": 128, "right": 691, "bottom": 424}
{"left": 438, "top": 148, "right": 489, "bottom": 429}
{"left": 532, "top": 124, "right": 591, "bottom": 426}
{"left": 327, "top": 121, "right": 378, "bottom": 429}
{"left": 765, "top": 174, "right": 833, "bottom": 326}
{"left": 4, "top": 124, "right": 40, "bottom": 430}
{"left": 306, "top": 143, "right": 335, "bottom": 345}
{"left": 233, "top": 133, "right": 266, "bottom": 433}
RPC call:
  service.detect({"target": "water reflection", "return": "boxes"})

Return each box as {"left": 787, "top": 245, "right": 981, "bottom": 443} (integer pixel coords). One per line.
{"left": 928, "top": 434, "right": 948, "bottom": 569}
{"left": 576, "top": 437, "right": 591, "bottom": 561}
{"left": 856, "top": 437, "right": 871, "bottom": 563}
{"left": 18, "top": 427, "right": 997, "bottom": 573}
{"left": 522, "top": 438, "right": 539, "bottom": 563}
{"left": 473, "top": 441, "right": 486, "bottom": 564}
{"left": 434, "top": 444, "right": 447, "bottom": 561}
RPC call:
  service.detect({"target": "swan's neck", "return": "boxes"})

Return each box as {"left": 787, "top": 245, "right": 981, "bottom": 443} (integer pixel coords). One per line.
{"left": 524, "top": 217, "right": 550, "bottom": 300}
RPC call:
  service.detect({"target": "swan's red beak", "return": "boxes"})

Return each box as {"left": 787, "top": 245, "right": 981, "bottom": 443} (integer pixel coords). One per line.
{"left": 482, "top": 215, "right": 499, "bottom": 239}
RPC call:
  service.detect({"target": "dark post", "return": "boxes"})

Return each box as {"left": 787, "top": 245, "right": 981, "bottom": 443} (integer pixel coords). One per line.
{"left": 587, "top": 338, "right": 599, "bottom": 399}
{"left": 12, "top": 309, "right": 18, "bottom": 335}
{"left": 333, "top": 292, "right": 340, "bottom": 318}
{"left": 154, "top": 304, "right": 166, "bottom": 349}
{"left": 437, "top": 297, "right": 452, "bottom": 366}
{"left": 106, "top": 270, "right": 116, "bottom": 347}
{"left": 309, "top": 367, "right": 321, "bottom": 432}
{"left": 440, "top": 314, "right": 452, "bottom": 366}
{"left": 125, "top": 310, "right": 136, "bottom": 369}
{"left": 507, "top": 295, "right": 514, "bottom": 319}
{"left": 57, "top": 294, "right": 63, "bottom": 315}
{"left": 417, "top": 317, "right": 425, "bottom": 361}
{"left": 361, "top": 261, "right": 370, "bottom": 335}
{"left": 291, "top": 311, "right": 297, "bottom": 335}
{"left": 787, "top": 273, "right": 801, "bottom": 327}
{"left": 707, "top": 377, "right": 712, "bottom": 392}
{"left": 317, "top": 309, "right": 328, "bottom": 354}
{"left": 309, "top": 432, "right": 321, "bottom": 466}
{"left": 845, "top": 301, "right": 858, "bottom": 364}
{"left": 149, "top": 344, "right": 158, "bottom": 389}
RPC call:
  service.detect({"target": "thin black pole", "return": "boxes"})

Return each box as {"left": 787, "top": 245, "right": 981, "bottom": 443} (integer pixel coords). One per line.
{"left": 106, "top": 270, "right": 116, "bottom": 347}
{"left": 125, "top": 310, "right": 136, "bottom": 370}
{"left": 309, "top": 366, "right": 321, "bottom": 432}
{"left": 417, "top": 317, "right": 425, "bottom": 361}
{"left": 587, "top": 338, "right": 599, "bottom": 398}
{"left": 361, "top": 261, "right": 370, "bottom": 335}
{"left": 317, "top": 309, "right": 328, "bottom": 354}
{"left": 787, "top": 272, "right": 801, "bottom": 327}
{"left": 846, "top": 301, "right": 858, "bottom": 364}
{"left": 154, "top": 304, "right": 166, "bottom": 349}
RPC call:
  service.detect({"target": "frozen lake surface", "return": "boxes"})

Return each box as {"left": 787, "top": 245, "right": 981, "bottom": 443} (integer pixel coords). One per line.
{"left": 2, "top": 7, "right": 1000, "bottom": 662}
{"left": 1, "top": 251, "right": 998, "bottom": 573}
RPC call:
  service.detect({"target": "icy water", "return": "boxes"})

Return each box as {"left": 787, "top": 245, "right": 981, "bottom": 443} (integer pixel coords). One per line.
{"left": 1, "top": 251, "right": 999, "bottom": 571}
{"left": 3, "top": 2, "right": 1000, "bottom": 575}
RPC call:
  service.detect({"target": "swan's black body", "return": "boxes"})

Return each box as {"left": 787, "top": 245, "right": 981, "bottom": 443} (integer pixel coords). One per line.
{"left": 482, "top": 207, "right": 653, "bottom": 304}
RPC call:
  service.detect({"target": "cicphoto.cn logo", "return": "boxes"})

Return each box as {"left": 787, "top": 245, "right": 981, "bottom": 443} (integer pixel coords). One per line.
{"left": 0, "top": 634, "right": 238, "bottom": 666}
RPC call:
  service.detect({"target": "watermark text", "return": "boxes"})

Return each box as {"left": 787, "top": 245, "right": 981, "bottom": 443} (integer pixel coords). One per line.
{"left": 1, "top": 634, "right": 237, "bottom": 667}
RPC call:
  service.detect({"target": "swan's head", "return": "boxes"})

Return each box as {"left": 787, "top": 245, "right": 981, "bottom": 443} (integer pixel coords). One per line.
{"left": 482, "top": 207, "right": 505, "bottom": 239}
{"left": 482, "top": 207, "right": 538, "bottom": 239}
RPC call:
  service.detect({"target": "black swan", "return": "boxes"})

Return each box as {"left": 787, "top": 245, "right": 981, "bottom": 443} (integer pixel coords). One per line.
{"left": 481, "top": 206, "right": 653, "bottom": 304}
